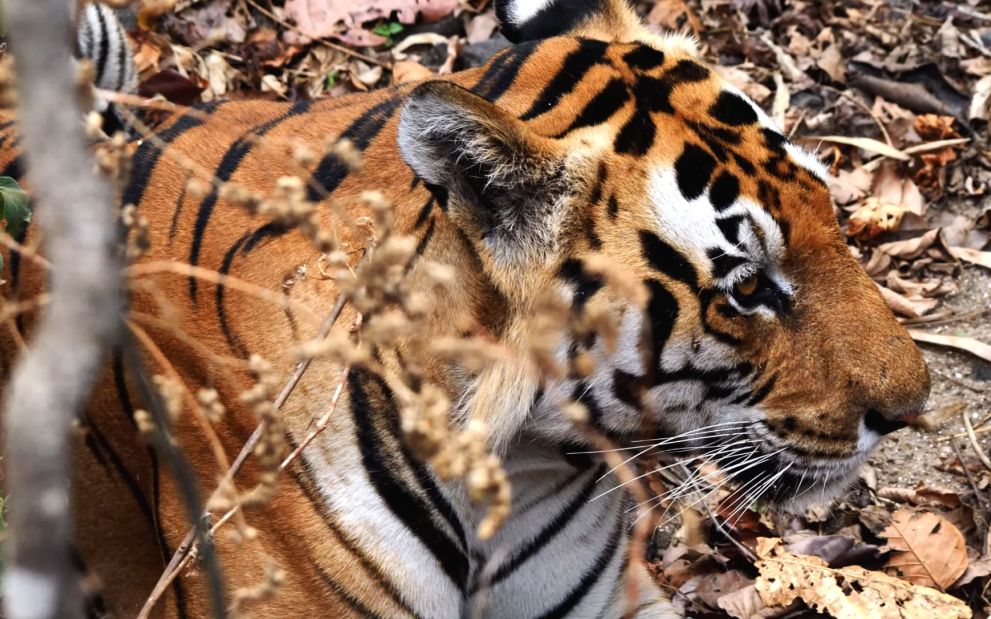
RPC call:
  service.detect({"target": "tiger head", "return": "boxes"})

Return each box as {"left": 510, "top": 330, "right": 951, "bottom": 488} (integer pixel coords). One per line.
{"left": 398, "top": 0, "right": 929, "bottom": 507}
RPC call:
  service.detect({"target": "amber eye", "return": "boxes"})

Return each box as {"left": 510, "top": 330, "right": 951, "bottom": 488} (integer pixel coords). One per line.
{"left": 734, "top": 275, "right": 759, "bottom": 297}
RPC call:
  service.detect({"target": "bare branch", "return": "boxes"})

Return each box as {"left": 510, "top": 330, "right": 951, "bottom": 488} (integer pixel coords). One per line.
{"left": 2, "top": 1, "right": 122, "bottom": 617}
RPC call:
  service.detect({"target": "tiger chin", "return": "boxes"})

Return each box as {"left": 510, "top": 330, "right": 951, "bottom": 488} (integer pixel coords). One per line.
{"left": 0, "top": 0, "right": 928, "bottom": 617}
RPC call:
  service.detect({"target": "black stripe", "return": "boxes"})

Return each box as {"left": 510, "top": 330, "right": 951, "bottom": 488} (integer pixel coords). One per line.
{"left": 313, "top": 564, "right": 386, "bottom": 619}
{"left": 414, "top": 216, "right": 437, "bottom": 258}
{"left": 555, "top": 78, "right": 629, "bottom": 138}
{"left": 112, "top": 352, "right": 187, "bottom": 618}
{"left": 521, "top": 39, "right": 609, "bottom": 121}
{"left": 639, "top": 230, "right": 698, "bottom": 289}
{"left": 484, "top": 465, "right": 605, "bottom": 589}
{"left": 349, "top": 370, "right": 469, "bottom": 591}
{"left": 122, "top": 103, "right": 220, "bottom": 208}
{"left": 471, "top": 41, "right": 540, "bottom": 103}
{"left": 286, "top": 454, "right": 422, "bottom": 618}
{"left": 114, "top": 20, "right": 129, "bottom": 92}
{"left": 715, "top": 215, "right": 744, "bottom": 247}
{"left": 414, "top": 196, "right": 435, "bottom": 229}
{"left": 707, "top": 249, "right": 747, "bottom": 280}
{"left": 536, "top": 505, "right": 624, "bottom": 619}
{"left": 188, "top": 99, "right": 314, "bottom": 300}
{"left": 92, "top": 6, "right": 110, "bottom": 87}
{"left": 644, "top": 279, "right": 679, "bottom": 376}
{"left": 307, "top": 96, "right": 403, "bottom": 202}
{"left": 215, "top": 231, "right": 252, "bottom": 357}
{"left": 746, "top": 374, "right": 777, "bottom": 407}
{"left": 167, "top": 182, "right": 188, "bottom": 243}
{"left": 607, "top": 194, "right": 619, "bottom": 219}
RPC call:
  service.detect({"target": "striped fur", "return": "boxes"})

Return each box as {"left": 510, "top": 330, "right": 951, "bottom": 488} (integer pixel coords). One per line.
{"left": 74, "top": 2, "right": 137, "bottom": 130}
{"left": 0, "top": 1, "right": 928, "bottom": 617}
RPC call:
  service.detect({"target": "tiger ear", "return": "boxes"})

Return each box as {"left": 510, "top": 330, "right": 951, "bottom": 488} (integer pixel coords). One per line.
{"left": 495, "top": 0, "right": 647, "bottom": 43}
{"left": 398, "top": 81, "right": 566, "bottom": 260}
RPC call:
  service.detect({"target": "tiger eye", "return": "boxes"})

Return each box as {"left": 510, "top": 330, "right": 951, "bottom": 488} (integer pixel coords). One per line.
{"left": 734, "top": 275, "right": 759, "bottom": 297}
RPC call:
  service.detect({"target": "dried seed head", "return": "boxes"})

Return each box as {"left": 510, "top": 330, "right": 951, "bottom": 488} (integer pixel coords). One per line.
{"left": 197, "top": 388, "right": 225, "bottom": 423}
{"left": 326, "top": 137, "right": 361, "bottom": 171}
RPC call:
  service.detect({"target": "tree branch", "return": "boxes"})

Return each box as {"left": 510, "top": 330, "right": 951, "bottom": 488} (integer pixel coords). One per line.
{"left": 2, "top": 1, "right": 122, "bottom": 617}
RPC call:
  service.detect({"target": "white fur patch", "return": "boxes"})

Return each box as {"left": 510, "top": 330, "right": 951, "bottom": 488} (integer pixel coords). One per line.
{"left": 505, "top": 0, "right": 557, "bottom": 24}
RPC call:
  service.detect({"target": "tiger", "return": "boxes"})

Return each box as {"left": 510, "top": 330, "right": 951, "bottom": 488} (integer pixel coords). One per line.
{"left": 0, "top": 0, "right": 930, "bottom": 617}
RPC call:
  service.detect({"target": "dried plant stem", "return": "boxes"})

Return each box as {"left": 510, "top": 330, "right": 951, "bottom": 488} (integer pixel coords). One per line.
{"left": 0, "top": 233, "right": 51, "bottom": 270}
{"left": 127, "top": 261, "right": 323, "bottom": 324}
{"left": 137, "top": 291, "right": 350, "bottom": 619}
{"left": 2, "top": 1, "right": 122, "bottom": 617}
{"left": 126, "top": 320, "right": 238, "bottom": 491}
{"left": 961, "top": 410, "right": 991, "bottom": 473}
{"left": 123, "top": 338, "right": 228, "bottom": 619}
{"left": 93, "top": 88, "right": 214, "bottom": 121}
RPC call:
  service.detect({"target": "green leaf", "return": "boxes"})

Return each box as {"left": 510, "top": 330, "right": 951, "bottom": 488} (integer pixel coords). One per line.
{"left": 372, "top": 21, "right": 404, "bottom": 39}
{"left": 0, "top": 176, "right": 30, "bottom": 238}
{"left": 326, "top": 71, "right": 337, "bottom": 90}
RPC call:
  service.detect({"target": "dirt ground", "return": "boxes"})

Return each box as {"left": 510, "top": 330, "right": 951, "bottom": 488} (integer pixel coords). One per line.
{"left": 871, "top": 266, "right": 991, "bottom": 491}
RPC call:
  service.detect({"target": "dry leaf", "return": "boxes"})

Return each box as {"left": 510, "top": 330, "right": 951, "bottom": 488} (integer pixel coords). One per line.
{"left": 848, "top": 197, "right": 908, "bottom": 240}
{"left": 466, "top": 10, "right": 499, "bottom": 44}
{"left": 817, "top": 44, "right": 846, "bottom": 82}
{"left": 948, "top": 246, "right": 991, "bottom": 270}
{"left": 908, "top": 330, "right": 991, "bottom": 364}
{"left": 877, "top": 229, "right": 939, "bottom": 259}
{"left": 285, "top": 0, "right": 458, "bottom": 42}
{"left": 969, "top": 74, "right": 991, "bottom": 121}
{"left": 831, "top": 167, "right": 874, "bottom": 206}
{"left": 806, "top": 135, "right": 909, "bottom": 161}
{"left": 755, "top": 538, "right": 972, "bottom": 619}
{"left": 878, "top": 285, "right": 938, "bottom": 318}
{"left": 875, "top": 166, "right": 925, "bottom": 216}
{"left": 880, "top": 509, "right": 968, "bottom": 590}
{"left": 647, "top": 0, "right": 702, "bottom": 33}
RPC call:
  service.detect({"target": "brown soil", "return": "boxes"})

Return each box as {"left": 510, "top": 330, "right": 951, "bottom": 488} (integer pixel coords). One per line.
{"left": 870, "top": 266, "right": 991, "bottom": 491}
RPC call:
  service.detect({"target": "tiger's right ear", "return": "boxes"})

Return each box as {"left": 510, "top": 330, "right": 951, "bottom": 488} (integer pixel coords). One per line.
{"left": 495, "top": 0, "right": 647, "bottom": 43}
{"left": 398, "top": 81, "right": 566, "bottom": 262}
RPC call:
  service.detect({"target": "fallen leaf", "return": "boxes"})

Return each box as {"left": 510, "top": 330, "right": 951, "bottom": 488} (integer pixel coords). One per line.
{"left": 285, "top": 0, "right": 458, "bottom": 43}
{"left": 805, "top": 135, "right": 909, "bottom": 161}
{"left": 647, "top": 0, "right": 702, "bottom": 33}
{"left": 847, "top": 197, "right": 908, "bottom": 240}
{"left": 817, "top": 43, "right": 845, "bottom": 82}
{"left": 755, "top": 538, "right": 972, "bottom": 619}
{"left": 465, "top": 10, "right": 499, "bottom": 45}
{"left": 880, "top": 508, "right": 968, "bottom": 590}
{"left": 908, "top": 330, "right": 991, "bottom": 364}
{"left": 947, "top": 246, "right": 991, "bottom": 270}
{"left": 877, "top": 229, "right": 940, "bottom": 259}
{"left": 874, "top": 165, "right": 926, "bottom": 216}
{"left": 717, "top": 583, "right": 785, "bottom": 619}
{"left": 878, "top": 285, "right": 939, "bottom": 318}
{"left": 969, "top": 74, "right": 991, "bottom": 121}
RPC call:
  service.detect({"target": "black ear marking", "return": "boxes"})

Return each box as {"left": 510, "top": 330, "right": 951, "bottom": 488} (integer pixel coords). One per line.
{"left": 497, "top": 0, "right": 605, "bottom": 43}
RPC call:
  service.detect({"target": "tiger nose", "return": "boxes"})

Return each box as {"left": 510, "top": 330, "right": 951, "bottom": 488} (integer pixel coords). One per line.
{"left": 860, "top": 368, "right": 930, "bottom": 437}
{"left": 863, "top": 408, "right": 920, "bottom": 436}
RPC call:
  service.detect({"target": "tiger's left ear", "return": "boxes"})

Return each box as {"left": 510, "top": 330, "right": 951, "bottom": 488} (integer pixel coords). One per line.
{"left": 398, "top": 82, "right": 567, "bottom": 262}
{"left": 495, "top": 0, "right": 648, "bottom": 43}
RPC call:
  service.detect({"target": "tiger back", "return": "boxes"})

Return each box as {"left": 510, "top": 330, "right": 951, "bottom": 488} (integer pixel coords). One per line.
{"left": 0, "top": 1, "right": 929, "bottom": 617}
